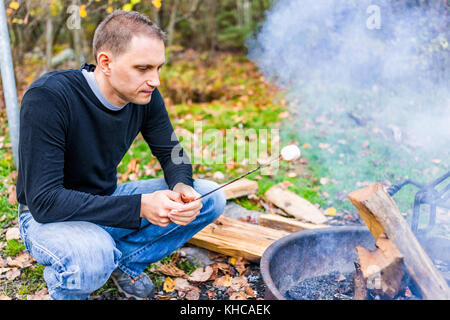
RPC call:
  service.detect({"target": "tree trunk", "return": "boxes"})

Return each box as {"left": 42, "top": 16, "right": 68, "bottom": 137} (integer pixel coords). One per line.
{"left": 166, "top": 0, "right": 180, "bottom": 48}
{"left": 206, "top": 0, "right": 217, "bottom": 59}
{"left": 71, "top": 0, "right": 82, "bottom": 67}
{"left": 45, "top": 8, "right": 53, "bottom": 71}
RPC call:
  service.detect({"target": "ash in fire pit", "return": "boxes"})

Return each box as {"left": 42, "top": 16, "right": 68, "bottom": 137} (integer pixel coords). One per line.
{"left": 286, "top": 271, "right": 354, "bottom": 300}
{"left": 286, "top": 270, "right": 421, "bottom": 300}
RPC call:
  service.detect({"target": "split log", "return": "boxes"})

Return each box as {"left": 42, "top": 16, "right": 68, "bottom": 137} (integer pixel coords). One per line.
{"left": 265, "top": 183, "right": 328, "bottom": 224}
{"left": 348, "top": 183, "right": 450, "bottom": 300}
{"left": 221, "top": 178, "right": 258, "bottom": 200}
{"left": 259, "top": 214, "right": 329, "bottom": 233}
{"left": 188, "top": 216, "right": 290, "bottom": 262}
{"left": 355, "top": 233, "right": 404, "bottom": 298}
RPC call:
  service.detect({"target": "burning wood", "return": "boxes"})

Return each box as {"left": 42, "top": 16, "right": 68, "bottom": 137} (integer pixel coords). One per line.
{"left": 355, "top": 233, "right": 404, "bottom": 298}
{"left": 348, "top": 183, "right": 450, "bottom": 300}
{"left": 352, "top": 263, "right": 367, "bottom": 300}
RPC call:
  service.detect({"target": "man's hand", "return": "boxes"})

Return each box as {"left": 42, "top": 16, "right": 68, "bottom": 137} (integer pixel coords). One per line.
{"left": 140, "top": 190, "right": 184, "bottom": 227}
{"left": 170, "top": 183, "right": 203, "bottom": 226}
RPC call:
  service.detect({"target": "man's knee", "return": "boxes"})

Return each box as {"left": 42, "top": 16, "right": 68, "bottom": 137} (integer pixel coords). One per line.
{"left": 28, "top": 221, "right": 121, "bottom": 299}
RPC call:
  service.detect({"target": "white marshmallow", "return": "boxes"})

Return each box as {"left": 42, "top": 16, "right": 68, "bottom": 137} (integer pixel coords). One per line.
{"left": 280, "top": 145, "right": 301, "bottom": 161}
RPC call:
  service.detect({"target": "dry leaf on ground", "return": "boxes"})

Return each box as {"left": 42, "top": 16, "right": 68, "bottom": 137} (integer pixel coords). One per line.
{"left": 212, "top": 274, "right": 232, "bottom": 288}
{"left": 5, "top": 227, "right": 20, "bottom": 241}
{"left": 15, "top": 252, "right": 34, "bottom": 268}
{"left": 244, "top": 285, "right": 256, "bottom": 298}
{"left": 5, "top": 268, "right": 20, "bottom": 281}
{"left": 185, "top": 290, "right": 200, "bottom": 300}
{"left": 230, "top": 257, "right": 250, "bottom": 276}
{"left": 175, "top": 278, "right": 197, "bottom": 291}
{"left": 229, "top": 291, "right": 247, "bottom": 300}
{"left": 231, "top": 276, "right": 248, "bottom": 291}
{"left": 216, "top": 262, "right": 233, "bottom": 275}
{"left": 188, "top": 266, "right": 213, "bottom": 283}
{"left": 158, "top": 263, "right": 187, "bottom": 278}
{"left": 163, "top": 277, "right": 176, "bottom": 292}
{"left": 27, "top": 288, "right": 51, "bottom": 300}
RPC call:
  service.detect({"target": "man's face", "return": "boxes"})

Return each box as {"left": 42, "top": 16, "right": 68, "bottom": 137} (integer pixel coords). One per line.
{"left": 107, "top": 35, "right": 165, "bottom": 106}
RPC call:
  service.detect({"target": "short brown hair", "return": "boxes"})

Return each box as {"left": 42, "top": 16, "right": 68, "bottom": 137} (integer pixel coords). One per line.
{"left": 92, "top": 10, "right": 166, "bottom": 63}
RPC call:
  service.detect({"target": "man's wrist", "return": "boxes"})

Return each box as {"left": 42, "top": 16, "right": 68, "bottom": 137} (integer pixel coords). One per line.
{"left": 173, "top": 182, "right": 190, "bottom": 192}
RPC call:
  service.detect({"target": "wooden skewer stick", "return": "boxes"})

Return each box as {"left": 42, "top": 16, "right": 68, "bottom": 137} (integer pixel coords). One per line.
{"left": 195, "top": 155, "right": 282, "bottom": 201}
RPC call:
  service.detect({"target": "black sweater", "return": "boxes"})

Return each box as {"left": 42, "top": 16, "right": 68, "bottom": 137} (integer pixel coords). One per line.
{"left": 16, "top": 64, "right": 193, "bottom": 230}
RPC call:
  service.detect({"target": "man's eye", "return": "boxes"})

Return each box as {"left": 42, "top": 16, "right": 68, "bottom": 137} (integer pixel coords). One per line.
{"left": 138, "top": 68, "right": 147, "bottom": 72}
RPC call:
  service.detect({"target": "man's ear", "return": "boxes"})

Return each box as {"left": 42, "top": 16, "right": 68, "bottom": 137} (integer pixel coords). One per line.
{"left": 96, "top": 51, "right": 113, "bottom": 75}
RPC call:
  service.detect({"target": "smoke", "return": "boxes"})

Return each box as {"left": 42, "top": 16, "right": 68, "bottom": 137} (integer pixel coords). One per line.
{"left": 247, "top": 0, "right": 450, "bottom": 218}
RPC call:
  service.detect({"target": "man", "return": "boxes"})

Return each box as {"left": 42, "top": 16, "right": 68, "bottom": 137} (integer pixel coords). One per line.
{"left": 15, "top": 10, "right": 226, "bottom": 300}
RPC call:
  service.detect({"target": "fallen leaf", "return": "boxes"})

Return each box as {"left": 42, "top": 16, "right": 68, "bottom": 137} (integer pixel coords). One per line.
{"left": 216, "top": 262, "right": 233, "bottom": 275}
{"left": 15, "top": 252, "right": 34, "bottom": 267}
{"left": 207, "top": 290, "right": 216, "bottom": 299}
{"left": 5, "top": 227, "right": 20, "bottom": 241}
{"left": 5, "top": 268, "right": 20, "bottom": 281}
{"left": 278, "top": 111, "right": 289, "bottom": 119}
{"left": 213, "top": 171, "right": 225, "bottom": 181}
{"left": 325, "top": 207, "right": 337, "bottom": 216}
{"left": 27, "top": 288, "right": 51, "bottom": 300}
{"left": 185, "top": 290, "right": 200, "bottom": 300}
{"left": 207, "top": 264, "right": 219, "bottom": 281}
{"left": 175, "top": 278, "right": 196, "bottom": 291}
{"left": 231, "top": 276, "right": 248, "bottom": 291}
{"left": 229, "top": 291, "right": 247, "bottom": 300}
{"left": 0, "top": 257, "right": 6, "bottom": 267}
{"left": 0, "top": 267, "right": 12, "bottom": 274}
{"left": 8, "top": 185, "right": 17, "bottom": 205}
{"left": 188, "top": 266, "right": 213, "bottom": 283}
{"left": 233, "top": 257, "right": 249, "bottom": 276}
{"left": 163, "top": 277, "right": 176, "bottom": 292}
{"left": 244, "top": 285, "right": 255, "bottom": 298}
{"left": 213, "top": 275, "right": 232, "bottom": 288}
{"left": 157, "top": 264, "right": 186, "bottom": 278}
{"left": 208, "top": 252, "right": 227, "bottom": 262}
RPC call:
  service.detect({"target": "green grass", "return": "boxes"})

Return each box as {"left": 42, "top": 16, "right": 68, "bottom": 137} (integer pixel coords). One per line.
{"left": 3, "top": 239, "right": 25, "bottom": 256}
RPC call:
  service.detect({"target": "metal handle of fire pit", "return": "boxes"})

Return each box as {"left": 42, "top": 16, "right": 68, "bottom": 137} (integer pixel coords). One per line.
{"left": 387, "top": 171, "right": 450, "bottom": 236}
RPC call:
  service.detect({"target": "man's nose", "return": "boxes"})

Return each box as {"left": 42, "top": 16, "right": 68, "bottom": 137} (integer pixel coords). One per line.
{"left": 146, "top": 71, "right": 160, "bottom": 88}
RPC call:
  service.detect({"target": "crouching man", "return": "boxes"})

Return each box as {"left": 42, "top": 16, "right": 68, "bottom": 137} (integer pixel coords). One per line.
{"left": 16, "top": 10, "right": 226, "bottom": 300}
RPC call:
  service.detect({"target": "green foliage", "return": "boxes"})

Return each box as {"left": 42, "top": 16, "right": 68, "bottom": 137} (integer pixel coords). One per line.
{"left": 176, "top": 257, "right": 199, "bottom": 275}
{"left": 21, "top": 264, "right": 45, "bottom": 281}
{"left": 3, "top": 239, "right": 25, "bottom": 256}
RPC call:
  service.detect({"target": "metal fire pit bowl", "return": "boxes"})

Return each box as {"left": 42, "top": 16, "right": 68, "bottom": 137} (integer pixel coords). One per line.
{"left": 261, "top": 225, "right": 450, "bottom": 300}
{"left": 260, "top": 226, "right": 376, "bottom": 300}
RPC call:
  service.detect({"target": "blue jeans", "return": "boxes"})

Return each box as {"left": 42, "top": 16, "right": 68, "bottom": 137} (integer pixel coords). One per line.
{"left": 18, "top": 178, "right": 226, "bottom": 300}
